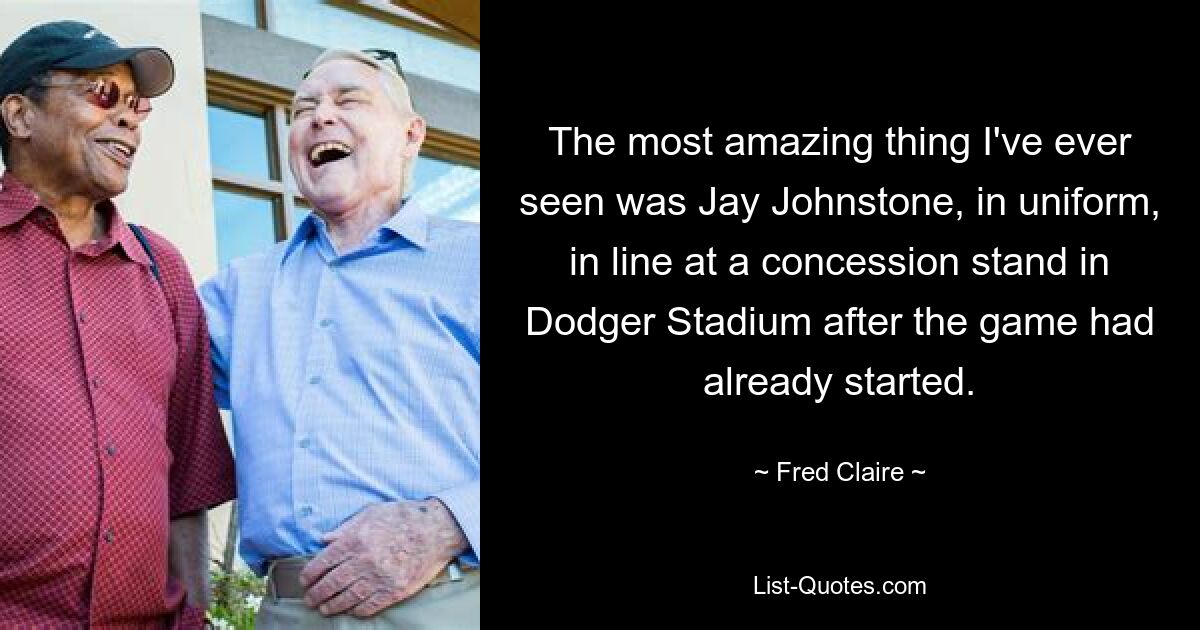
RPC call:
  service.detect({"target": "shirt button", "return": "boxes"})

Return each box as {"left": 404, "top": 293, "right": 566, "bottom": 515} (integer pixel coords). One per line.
{"left": 309, "top": 376, "right": 321, "bottom": 385}
{"left": 299, "top": 437, "right": 311, "bottom": 449}
{"left": 103, "top": 530, "right": 115, "bottom": 543}
{"left": 105, "top": 444, "right": 117, "bottom": 457}
{"left": 319, "top": 318, "right": 333, "bottom": 328}
{"left": 78, "top": 310, "right": 87, "bottom": 323}
{"left": 299, "top": 505, "right": 313, "bottom": 517}
{"left": 92, "top": 376, "right": 102, "bottom": 388}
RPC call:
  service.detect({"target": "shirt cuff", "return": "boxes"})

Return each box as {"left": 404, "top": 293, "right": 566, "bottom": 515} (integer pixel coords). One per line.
{"left": 433, "top": 478, "right": 479, "bottom": 563}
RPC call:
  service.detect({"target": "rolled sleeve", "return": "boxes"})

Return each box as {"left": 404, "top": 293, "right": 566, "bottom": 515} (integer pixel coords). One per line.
{"left": 434, "top": 478, "right": 480, "bottom": 563}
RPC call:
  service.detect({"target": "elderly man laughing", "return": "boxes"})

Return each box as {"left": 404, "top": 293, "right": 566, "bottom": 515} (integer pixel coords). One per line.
{"left": 200, "top": 48, "right": 479, "bottom": 628}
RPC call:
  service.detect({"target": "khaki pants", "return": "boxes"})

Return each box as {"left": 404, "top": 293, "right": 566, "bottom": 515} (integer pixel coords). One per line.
{"left": 255, "top": 570, "right": 480, "bottom": 629}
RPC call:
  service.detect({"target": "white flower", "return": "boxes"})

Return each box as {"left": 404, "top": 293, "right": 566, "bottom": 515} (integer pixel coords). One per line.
{"left": 245, "top": 594, "right": 264, "bottom": 610}
{"left": 210, "top": 619, "right": 233, "bottom": 630}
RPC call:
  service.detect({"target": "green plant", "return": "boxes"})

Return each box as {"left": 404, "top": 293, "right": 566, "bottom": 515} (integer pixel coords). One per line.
{"left": 208, "top": 564, "right": 266, "bottom": 629}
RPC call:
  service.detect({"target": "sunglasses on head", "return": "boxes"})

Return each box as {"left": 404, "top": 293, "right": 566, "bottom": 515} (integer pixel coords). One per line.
{"left": 301, "top": 49, "right": 408, "bottom": 81}
{"left": 361, "top": 48, "right": 407, "bottom": 82}
{"left": 30, "top": 77, "right": 153, "bottom": 116}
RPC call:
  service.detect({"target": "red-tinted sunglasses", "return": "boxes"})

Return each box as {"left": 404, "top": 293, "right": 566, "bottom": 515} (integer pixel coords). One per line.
{"left": 31, "top": 77, "right": 153, "bottom": 116}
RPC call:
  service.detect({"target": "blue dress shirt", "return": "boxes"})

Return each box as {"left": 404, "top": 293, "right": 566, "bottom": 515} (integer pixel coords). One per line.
{"left": 199, "top": 200, "right": 479, "bottom": 575}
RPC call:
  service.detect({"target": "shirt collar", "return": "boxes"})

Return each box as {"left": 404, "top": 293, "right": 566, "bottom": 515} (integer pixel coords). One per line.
{"left": 110, "top": 207, "right": 154, "bottom": 268}
{"left": 285, "top": 197, "right": 430, "bottom": 254}
{"left": 382, "top": 197, "right": 429, "bottom": 249}
{"left": 0, "top": 171, "right": 152, "bottom": 268}
{"left": 0, "top": 171, "right": 42, "bottom": 228}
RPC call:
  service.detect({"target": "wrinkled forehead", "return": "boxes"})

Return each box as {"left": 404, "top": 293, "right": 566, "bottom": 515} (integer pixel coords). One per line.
{"left": 293, "top": 59, "right": 384, "bottom": 102}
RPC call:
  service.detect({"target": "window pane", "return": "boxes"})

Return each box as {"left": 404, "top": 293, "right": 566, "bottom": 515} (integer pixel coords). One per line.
{"left": 213, "top": 188, "right": 279, "bottom": 267}
{"left": 289, "top": 199, "right": 312, "bottom": 236}
{"left": 200, "top": 0, "right": 259, "bottom": 28}
{"left": 208, "top": 105, "right": 273, "bottom": 180}
{"left": 273, "top": 0, "right": 479, "bottom": 92}
{"left": 411, "top": 156, "right": 479, "bottom": 222}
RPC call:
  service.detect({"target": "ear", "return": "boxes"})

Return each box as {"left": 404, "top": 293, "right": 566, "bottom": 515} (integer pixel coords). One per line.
{"left": 1, "top": 94, "right": 34, "bottom": 140}
{"left": 404, "top": 114, "right": 427, "bottom": 157}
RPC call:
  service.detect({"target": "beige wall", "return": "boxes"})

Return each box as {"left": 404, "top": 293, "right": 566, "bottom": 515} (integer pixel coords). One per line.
{"left": 1, "top": 0, "right": 218, "bottom": 281}
{"left": 2, "top": 0, "right": 232, "bottom": 567}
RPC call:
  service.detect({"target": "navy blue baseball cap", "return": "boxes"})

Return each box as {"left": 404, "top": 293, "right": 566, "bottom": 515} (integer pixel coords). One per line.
{"left": 0, "top": 21, "right": 174, "bottom": 100}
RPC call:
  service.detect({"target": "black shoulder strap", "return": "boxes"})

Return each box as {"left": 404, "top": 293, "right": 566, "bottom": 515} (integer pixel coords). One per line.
{"left": 128, "top": 223, "right": 161, "bottom": 283}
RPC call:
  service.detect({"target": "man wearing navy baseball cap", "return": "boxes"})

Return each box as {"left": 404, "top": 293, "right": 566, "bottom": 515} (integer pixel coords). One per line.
{"left": 0, "top": 21, "right": 235, "bottom": 629}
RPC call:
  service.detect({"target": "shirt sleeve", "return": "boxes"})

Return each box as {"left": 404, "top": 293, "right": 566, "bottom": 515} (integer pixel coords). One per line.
{"left": 437, "top": 238, "right": 480, "bottom": 563}
{"left": 433, "top": 477, "right": 480, "bottom": 563}
{"left": 155, "top": 236, "right": 237, "bottom": 518}
{"left": 198, "top": 267, "right": 234, "bottom": 410}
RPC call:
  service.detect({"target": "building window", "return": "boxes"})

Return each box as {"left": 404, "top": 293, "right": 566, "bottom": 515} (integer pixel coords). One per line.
{"left": 289, "top": 198, "right": 312, "bottom": 233}
{"left": 270, "top": 0, "right": 479, "bottom": 92}
{"left": 208, "top": 104, "right": 274, "bottom": 180}
{"left": 200, "top": 0, "right": 262, "bottom": 29}
{"left": 206, "top": 102, "right": 287, "bottom": 267}
{"left": 411, "top": 157, "right": 479, "bottom": 222}
{"left": 213, "top": 189, "right": 280, "bottom": 266}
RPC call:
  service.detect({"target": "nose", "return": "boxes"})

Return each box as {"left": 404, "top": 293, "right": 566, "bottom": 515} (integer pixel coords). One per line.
{"left": 115, "top": 107, "right": 140, "bottom": 131}
{"left": 311, "top": 99, "right": 338, "bottom": 129}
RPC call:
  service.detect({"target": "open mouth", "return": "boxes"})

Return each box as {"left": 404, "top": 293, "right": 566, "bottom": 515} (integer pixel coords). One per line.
{"left": 309, "top": 141, "right": 353, "bottom": 168}
{"left": 97, "top": 139, "right": 136, "bottom": 167}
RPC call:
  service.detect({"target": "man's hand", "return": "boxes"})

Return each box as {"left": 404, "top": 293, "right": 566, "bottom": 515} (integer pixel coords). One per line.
{"left": 168, "top": 511, "right": 210, "bottom": 610}
{"left": 299, "top": 498, "right": 469, "bottom": 618}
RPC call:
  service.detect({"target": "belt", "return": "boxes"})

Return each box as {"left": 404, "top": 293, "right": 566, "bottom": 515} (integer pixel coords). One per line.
{"left": 267, "top": 556, "right": 477, "bottom": 600}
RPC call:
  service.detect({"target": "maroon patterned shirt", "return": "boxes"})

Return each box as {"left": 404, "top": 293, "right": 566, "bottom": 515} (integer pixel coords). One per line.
{"left": 0, "top": 172, "right": 236, "bottom": 629}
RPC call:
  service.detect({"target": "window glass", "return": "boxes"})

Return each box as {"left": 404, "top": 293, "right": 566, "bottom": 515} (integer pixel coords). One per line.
{"left": 411, "top": 156, "right": 479, "bottom": 222}
{"left": 200, "top": 0, "right": 259, "bottom": 28}
{"left": 273, "top": 0, "right": 479, "bottom": 92}
{"left": 208, "top": 105, "right": 274, "bottom": 180}
{"left": 213, "top": 188, "right": 279, "bottom": 266}
{"left": 289, "top": 199, "right": 312, "bottom": 236}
